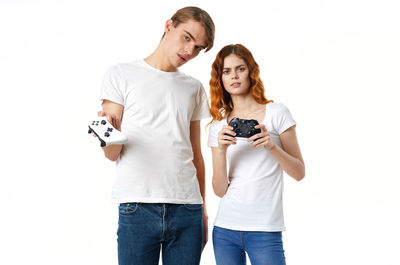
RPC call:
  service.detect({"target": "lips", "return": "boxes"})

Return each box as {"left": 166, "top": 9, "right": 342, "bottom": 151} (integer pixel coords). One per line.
{"left": 177, "top": 54, "right": 187, "bottom": 63}
{"left": 231, "top": 82, "right": 241, "bottom": 88}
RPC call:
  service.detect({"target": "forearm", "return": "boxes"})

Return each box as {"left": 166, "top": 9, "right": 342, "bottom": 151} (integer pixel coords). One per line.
{"left": 269, "top": 144, "right": 305, "bottom": 181}
{"left": 102, "top": 144, "right": 123, "bottom": 161}
{"left": 212, "top": 149, "right": 229, "bottom": 197}
{"left": 193, "top": 155, "right": 207, "bottom": 215}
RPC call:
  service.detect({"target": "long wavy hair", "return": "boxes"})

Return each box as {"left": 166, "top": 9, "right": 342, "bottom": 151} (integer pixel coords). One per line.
{"left": 209, "top": 44, "right": 273, "bottom": 124}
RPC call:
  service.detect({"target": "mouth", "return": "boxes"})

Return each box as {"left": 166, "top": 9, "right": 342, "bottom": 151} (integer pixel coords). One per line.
{"left": 177, "top": 54, "right": 187, "bottom": 63}
{"left": 231, "top": 82, "right": 241, "bottom": 88}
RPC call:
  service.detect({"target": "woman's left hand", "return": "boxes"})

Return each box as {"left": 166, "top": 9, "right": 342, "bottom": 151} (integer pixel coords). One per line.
{"left": 247, "top": 124, "right": 276, "bottom": 150}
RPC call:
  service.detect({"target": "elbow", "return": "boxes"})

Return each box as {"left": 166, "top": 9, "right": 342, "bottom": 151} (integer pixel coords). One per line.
{"left": 105, "top": 152, "right": 119, "bottom": 162}
{"left": 214, "top": 190, "right": 226, "bottom": 198}
{"left": 294, "top": 167, "right": 306, "bottom": 181}
{"left": 212, "top": 179, "right": 227, "bottom": 198}
{"left": 102, "top": 145, "right": 122, "bottom": 162}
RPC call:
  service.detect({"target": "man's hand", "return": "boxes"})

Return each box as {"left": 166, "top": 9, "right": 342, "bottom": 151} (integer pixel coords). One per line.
{"left": 202, "top": 213, "right": 208, "bottom": 250}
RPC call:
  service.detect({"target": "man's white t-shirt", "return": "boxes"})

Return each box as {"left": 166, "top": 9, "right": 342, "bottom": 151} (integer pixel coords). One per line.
{"left": 207, "top": 103, "right": 296, "bottom": 231}
{"left": 100, "top": 60, "right": 210, "bottom": 204}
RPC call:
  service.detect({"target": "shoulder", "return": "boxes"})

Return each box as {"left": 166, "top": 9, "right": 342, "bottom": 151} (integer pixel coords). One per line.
{"left": 177, "top": 71, "right": 203, "bottom": 89}
{"left": 108, "top": 60, "right": 144, "bottom": 72}
{"left": 266, "top": 102, "right": 293, "bottom": 118}
{"left": 267, "top": 102, "right": 290, "bottom": 113}
{"left": 209, "top": 118, "right": 226, "bottom": 132}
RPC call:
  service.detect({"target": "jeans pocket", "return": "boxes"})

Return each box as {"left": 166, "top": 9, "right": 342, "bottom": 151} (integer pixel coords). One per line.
{"left": 183, "top": 204, "right": 203, "bottom": 210}
{"left": 119, "top": 203, "right": 139, "bottom": 215}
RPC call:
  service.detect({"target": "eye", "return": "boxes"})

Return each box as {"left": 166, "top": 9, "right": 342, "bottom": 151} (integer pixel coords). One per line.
{"left": 223, "top": 70, "right": 230, "bottom": 75}
{"left": 195, "top": 46, "right": 204, "bottom": 51}
{"left": 239, "top": 67, "right": 246, "bottom": 72}
{"left": 184, "top": 35, "right": 190, "bottom": 41}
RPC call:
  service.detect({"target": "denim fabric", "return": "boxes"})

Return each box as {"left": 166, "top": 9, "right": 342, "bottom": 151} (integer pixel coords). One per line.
{"left": 117, "top": 203, "right": 203, "bottom": 265}
{"left": 213, "top": 226, "right": 286, "bottom": 265}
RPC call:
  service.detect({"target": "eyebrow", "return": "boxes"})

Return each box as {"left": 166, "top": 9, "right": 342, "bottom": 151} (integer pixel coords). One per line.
{"left": 223, "top": 64, "right": 246, "bottom": 70}
{"left": 184, "top": 30, "right": 207, "bottom": 49}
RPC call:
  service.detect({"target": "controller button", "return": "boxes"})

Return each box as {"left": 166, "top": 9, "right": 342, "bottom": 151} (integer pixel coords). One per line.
{"left": 107, "top": 128, "right": 113, "bottom": 132}
{"left": 104, "top": 132, "right": 110, "bottom": 137}
{"left": 101, "top": 120, "right": 107, "bottom": 125}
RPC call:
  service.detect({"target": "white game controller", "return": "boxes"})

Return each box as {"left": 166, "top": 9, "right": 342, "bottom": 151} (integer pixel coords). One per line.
{"left": 88, "top": 117, "right": 128, "bottom": 147}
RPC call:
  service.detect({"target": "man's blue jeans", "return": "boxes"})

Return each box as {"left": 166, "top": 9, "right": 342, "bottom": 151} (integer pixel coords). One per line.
{"left": 213, "top": 226, "right": 286, "bottom": 265}
{"left": 117, "top": 203, "right": 203, "bottom": 265}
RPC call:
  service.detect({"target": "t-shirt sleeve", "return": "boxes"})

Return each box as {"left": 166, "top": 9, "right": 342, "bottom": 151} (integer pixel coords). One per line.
{"left": 207, "top": 122, "right": 220, "bottom": 147}
{"left": 191, "top": 83, "right": 211, "bottom": 121}
{"left": 99, "top": 65, "right": 125, "bottom": 106}
{"left": 272, "top": 103, "right": 297, "bottom": 135}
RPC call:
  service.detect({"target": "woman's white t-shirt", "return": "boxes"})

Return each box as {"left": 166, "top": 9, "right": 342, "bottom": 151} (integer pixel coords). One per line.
{"left": 207, "top": 103, "right": 296, "bottom": 231}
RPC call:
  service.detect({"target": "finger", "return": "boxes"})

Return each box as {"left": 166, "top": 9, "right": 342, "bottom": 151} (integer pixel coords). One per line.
{"left": 98, "top": 111, "right": 106, "bottom": 117}
{"left": 219, "top": 134, "right": 236, "bottom": 142}
{"left": 251, "top": 138, "right": 268, "bottom": 147}
{"left": 219, "top": 129, "right": 236, "bottom": 137}
{"left": 248, "top": 132, "right": 266, "bottom": 142}
{"left": 221, "top": 135, "right": 236, "bottom": 142}
{"left": 254, "top": 124, "right": 266, "bottom": 131}
{"left": 220, "top": 140, "right": 236, "bottom": 145}
{"left": 115, "top": 117, "right": 121, "bottom": 130}
{"left": 223, "top": 125, "right": 234, "bottom": 130}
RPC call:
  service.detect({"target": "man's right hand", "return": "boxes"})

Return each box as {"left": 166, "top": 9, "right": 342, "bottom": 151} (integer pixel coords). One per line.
{"left": 98, "top": 100, "right": 124, "bottom": 161}
{"left": 97, "top": 111, "right": 122, "bottom": 131}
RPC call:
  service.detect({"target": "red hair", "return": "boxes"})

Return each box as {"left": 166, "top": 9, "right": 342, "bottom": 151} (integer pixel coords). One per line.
{"left": 209, "top": 44, "right": 273, "bottom": 123}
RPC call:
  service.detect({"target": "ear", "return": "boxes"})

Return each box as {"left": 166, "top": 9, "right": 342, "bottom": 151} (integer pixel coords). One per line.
{"left": 164, "top": 19, "right": 174, "bottom": 34}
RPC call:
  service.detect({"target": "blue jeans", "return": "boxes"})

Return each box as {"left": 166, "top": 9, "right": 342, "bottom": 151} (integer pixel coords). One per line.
{"left": 213, "top": 226, "right": 286, "bottom": 265}
{"left": 117, "top": 203, "right": 203, "bottom": 265}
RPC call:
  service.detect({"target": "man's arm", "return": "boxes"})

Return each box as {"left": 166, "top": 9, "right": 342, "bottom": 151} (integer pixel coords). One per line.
{"left": 190, "top": 120, "right": 208, "bottom": 248}
{"left": 100, "top": 99, "right": 124, "bottom": 161}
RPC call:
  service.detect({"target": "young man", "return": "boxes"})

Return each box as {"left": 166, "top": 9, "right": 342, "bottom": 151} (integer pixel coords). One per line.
{"left": 97, "top": 6, "right": 215, "bottom": 265}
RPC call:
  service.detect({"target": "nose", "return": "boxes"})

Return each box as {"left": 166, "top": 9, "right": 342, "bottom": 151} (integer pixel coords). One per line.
{"left": 184, "top": 43, "right": 196, "bottom": 57}
{"left": 231, "top": 71, "right": 239, "bottom": 79}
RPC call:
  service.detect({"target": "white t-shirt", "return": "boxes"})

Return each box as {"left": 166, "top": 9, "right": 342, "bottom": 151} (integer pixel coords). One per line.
{"left": 100, "top": 60, "right": 210, "bottom": 204}
{"left": 207, "top": 103, "right": 296, "bottom": 231}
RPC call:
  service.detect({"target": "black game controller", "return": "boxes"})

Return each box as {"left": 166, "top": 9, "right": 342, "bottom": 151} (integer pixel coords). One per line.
{"left": 227, "top": 117, "right": 261, "bottom": 138}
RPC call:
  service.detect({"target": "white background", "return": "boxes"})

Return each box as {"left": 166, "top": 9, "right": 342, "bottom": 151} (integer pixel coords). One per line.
{"left": 1, "top": 0, "right": 400, "bottom": 264}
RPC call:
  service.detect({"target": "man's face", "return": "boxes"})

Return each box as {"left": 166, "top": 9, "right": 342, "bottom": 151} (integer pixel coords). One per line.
{"left": 163, "top": 19, "right": 208, "bottom": 68}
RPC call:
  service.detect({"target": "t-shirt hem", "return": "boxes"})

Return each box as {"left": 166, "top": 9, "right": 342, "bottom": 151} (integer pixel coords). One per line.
{"left": 112, "top": 197, "right": 203, "bottom": 205}
{"left": 214, "top": 222, "right": 286, "bottom": 232}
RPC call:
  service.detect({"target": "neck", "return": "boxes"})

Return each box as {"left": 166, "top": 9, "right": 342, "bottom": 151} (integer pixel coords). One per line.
{"left": 144, "top": 42, "right": 177, "bottom": 72}
{"left": 231, "top": 93, "right": 261, "bottom": 114}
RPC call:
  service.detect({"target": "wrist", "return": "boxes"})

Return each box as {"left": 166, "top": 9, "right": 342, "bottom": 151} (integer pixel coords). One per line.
{"left": 265, "top": 142, "right": 277, "bottom": 151}
{"left": 216, "top": 147, "right": 227, "bottom": 154}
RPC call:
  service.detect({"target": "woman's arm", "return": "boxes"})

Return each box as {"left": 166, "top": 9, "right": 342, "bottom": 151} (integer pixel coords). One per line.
{"left": 270, "top": 126, "right": 305, "bottom": 181}
{"left": 211, "top": 125, "right": 237, "bottom": 197}
{"left": 211, "top": 147, "right": 229, "bottom": 197}
{"left": 249, "top": 125, "right": 305, "bottom": 181}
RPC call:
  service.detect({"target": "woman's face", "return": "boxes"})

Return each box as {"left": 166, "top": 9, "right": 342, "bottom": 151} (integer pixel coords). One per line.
{"left": 221, "top": 54, "right": 250, "bottom": 96}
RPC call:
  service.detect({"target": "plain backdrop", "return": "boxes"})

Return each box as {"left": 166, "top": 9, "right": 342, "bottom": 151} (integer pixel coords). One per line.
{"left": 1, "top": 0, "right": 400, "bottom": 264}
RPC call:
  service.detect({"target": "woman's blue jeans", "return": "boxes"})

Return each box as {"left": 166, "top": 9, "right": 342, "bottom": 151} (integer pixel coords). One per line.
{"left": 213, "top": 226, "right": 286, "bottom": 265}
{"left": 117, "top": 203, "right": 203, "bottom": 265}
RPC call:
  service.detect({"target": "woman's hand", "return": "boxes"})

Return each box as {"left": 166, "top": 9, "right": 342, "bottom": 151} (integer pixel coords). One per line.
{"left": 248, "top": 124, "right": 276, "bottom": 150}
{"left": 217, "top": 125, "right": 237, "bottom": 151}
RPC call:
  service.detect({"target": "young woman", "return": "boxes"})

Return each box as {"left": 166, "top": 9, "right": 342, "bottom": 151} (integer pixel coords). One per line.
{"left": 207, "top": 44, "right": 305, "bottom": 265}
